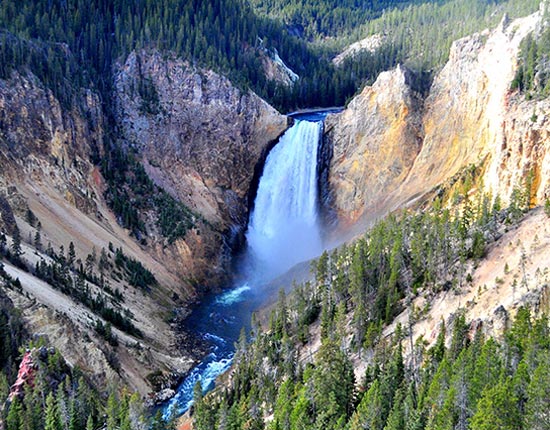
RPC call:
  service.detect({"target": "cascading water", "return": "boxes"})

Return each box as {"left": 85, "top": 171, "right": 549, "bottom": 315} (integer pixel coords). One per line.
{"left": 164, "top": 114, "right": 328, "bottom": 418}
{"left": 246, "top": 119, "right": 324, "bottom": 279}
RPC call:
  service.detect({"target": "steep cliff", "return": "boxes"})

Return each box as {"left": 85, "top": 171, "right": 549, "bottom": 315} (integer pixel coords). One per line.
{"left": 0, "top": 72, "right": 103, "bottom": 214}
{"left": 324, "top": 9, "right": 549, "bottom": 229}
{"left": 0, "top": 69, "right": 194, "bottom": 395}
{"left": 0, "top": 49, "right": 287, "bottom": 396}
{"left": 114, "top": 50, "right": 288, "bottom": 228}
{"left": 323, "top": 65, "right": 423, "bottom": 226}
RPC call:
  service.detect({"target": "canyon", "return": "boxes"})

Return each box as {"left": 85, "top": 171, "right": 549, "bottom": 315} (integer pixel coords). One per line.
{"left": 1, "top": 3, "right": 550, "bottom": 407}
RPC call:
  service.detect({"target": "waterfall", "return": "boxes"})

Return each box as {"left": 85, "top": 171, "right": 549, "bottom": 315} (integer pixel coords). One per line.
{"left": 246, "top": 119, "right": 323, "bottom": 279}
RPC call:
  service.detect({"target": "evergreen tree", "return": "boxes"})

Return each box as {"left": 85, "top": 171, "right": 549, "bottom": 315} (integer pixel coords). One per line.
{"left": 6, "top": 397, "right": 23, "bottom": 430}
{"left": 470, "top": 380, "right": 520, "bottom": 430}
{"left": 348, "top": 379, "right": 384, "bottom": 430}
{"left": 106, "top": 391, "right": 119, "bottom": 430}
{"left": 67, "top": 242, "right": 76, "bottom": 268}
{"left": 193, "top": 381, "right": 216, "bottom": 430}
{"left": 86, "top": 415, "right": 94, "bottom": 430}
{"left": 45, "top": 391, "right": 63, "bottom": 430}
{"left": 34, "top": 230, "right": 42, "bottom": 250}
{"left": 524, "top": 359, "right": 550, "bottom": 430}
{"left": 449, "top": 311, "right": 469, "bottom": 361}
{"left": 10, "top": 228, "right": 23, "bottom": 259}
{"left": 312, "top": 340, "right": 355, "bottom": 424}
{"left": 384, "top": 388, "right": 405, "bottom": 430}
{"left": 289, "top": 386, "right": 313, "bottom": 430}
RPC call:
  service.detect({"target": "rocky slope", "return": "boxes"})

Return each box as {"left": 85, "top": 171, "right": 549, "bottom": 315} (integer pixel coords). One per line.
{"left": 324, "top": 8, "right": 549, "bottom": 230}
{"left": 0, "top": 70, "right": 185, "bottom": 395}
{"left": 0, "top": 49, "right": 287, "bottom": 396}
{"left": 114, "top": 50, "right": 288, "bottom": 229}
{"left": 323, "top": 64, "right": 423, "bottom": 227}
{"left": 332, "top": 34, "right": 384, "bottom": 67}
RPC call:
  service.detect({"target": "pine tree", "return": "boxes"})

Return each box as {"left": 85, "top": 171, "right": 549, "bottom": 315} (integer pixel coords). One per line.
{"left": 118, "top": 396, "right": 132, "bottom": 430}
{"left": 22, "top": 385, "right": 44, "bottom": 430}
{"left": 430, "top": 319, "right": 446, "bottom": 365}
{"left": 471, "top": 338, "right": 502, "bottom": 402}
{"left": 10, "top": 227, "right": 23, "bottom": 259}
{"left": 0, "top": 230, "right": 7, "bottom": 254}
{"left": 86, "top": 415, "right": 94, "bottom": 430}
{"left": 289, "top": 381, "right": 313, "bottom": 430}
{"left": 193, "top": 381, "right": 216, "bottom": 430}
{"left": 379, "top": 342, "right": 404, "bottom": 421}
{"left": 349, "top": 379, "right": 384, "bottom": 430}
{"left": 470, "top": 379, "right": 520, "bottom": 430}
{"left": 67, "top": 242, "right": 76, "bottom": 268}
{"left": 34, "top": 230, "right": 42, "bottom": 250}
{"left": 106, "top": 391, "right": 119, "bottom": 430}
{"left": 425, "top": 358, "right": 452, "bottom": 428}
{"left": 6, "top": 397, "right": 23, "bottom": 430}
{"left": 57, "top": 388, "right": 69, "bottom": 430}
{"left": 449, "top": 311, "right": 469, "bottom": 361}
{"left": 98, "top": 248, "right": 109, "bottom": 274}
{"left": 313, "top": 340, "right": 355, "bottom": 422}
{"left": 384, "top": 388, "right": 405, "bottom": 430}
{"left": 45, "top": 391, "right": 62, "bottom": 430}
{"left": 273, "top": 380, "right": 295, "bottom": 430}
{"left": 524, "top": 359, "right": 550, "bottom": 430}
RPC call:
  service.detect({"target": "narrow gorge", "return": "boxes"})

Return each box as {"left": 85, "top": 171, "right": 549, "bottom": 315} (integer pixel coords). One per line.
{"left": 164, "top": 112, "right": 332, "bottom": 416}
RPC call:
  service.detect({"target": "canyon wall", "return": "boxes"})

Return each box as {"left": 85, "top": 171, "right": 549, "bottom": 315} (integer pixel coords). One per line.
{"left": 114, "top": 50, "right": 289, "bottom": 229}
{"left": 323, "top": 64, "right": 423, "bottom": 227}
{"left": 0, "top": 50, "right": 287, "bottom": 395}
{"left": 324, "top": 10, "right": 549, "bottom": 229}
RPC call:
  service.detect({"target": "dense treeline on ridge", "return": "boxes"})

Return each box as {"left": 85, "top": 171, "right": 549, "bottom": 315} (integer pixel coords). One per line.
{"left": 0, "top": 0, "right": 542, "bottom": 112}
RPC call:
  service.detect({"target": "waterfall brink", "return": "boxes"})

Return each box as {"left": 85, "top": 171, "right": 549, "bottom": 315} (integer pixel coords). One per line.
{"left": 246, "top": 119, "right": 323, "bottom": 279}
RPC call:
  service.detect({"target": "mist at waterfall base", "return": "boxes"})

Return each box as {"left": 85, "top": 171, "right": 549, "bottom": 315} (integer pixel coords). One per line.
{"left": 163, "top": 114, "right": 330, "bottom": 419}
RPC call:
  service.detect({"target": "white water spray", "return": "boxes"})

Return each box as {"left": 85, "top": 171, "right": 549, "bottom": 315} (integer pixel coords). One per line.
{"left": 246, "top": 119, "right": 324, "bottom": 278}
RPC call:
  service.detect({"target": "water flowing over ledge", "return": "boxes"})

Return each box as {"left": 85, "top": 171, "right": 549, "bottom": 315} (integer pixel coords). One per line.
{"left": 246, "top": 120, "right": 324, "bottom": 280}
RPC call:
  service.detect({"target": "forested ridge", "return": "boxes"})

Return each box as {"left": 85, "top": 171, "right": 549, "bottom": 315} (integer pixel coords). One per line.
{"left": 0, "top": 0, "right": 542, "bottom": 112}
{"left": 512, "top": 19, "right": 550, "bottom": 98}
{"left": 192, "top": 186, "right": 550, "bottom": 430}
{"left": 249, "top": 0, "right": 421, "bottom": 39}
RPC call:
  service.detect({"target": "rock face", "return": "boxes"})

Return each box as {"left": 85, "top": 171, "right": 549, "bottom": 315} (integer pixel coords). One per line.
{"left": 332, "top": 34, "right": 384, "bottom": 67}
{"left": 9, "top": 350, "right": 35, "bottom": 401}
{"left": 323, "top": 65, "right": 423, "bottom": 226}
{"left": 114, "top": 50, "right": 289, "bottom": 229}
{"left": 324, "top": 10, "right": 549, "bottom": 230}
{"left": 0, "top": 69, "right": 193, "bottom": 395}
{"left": 487, "top": 96, "right": 550, "bottom": 203}
{"left": 0, "top": 49, "right": 288, "bottom": 396}
{"left": 260, "top": 48, "right": 299, "bottom": 86}
{"left": 0, "top": 73, "right": 103, "bottom": 214}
